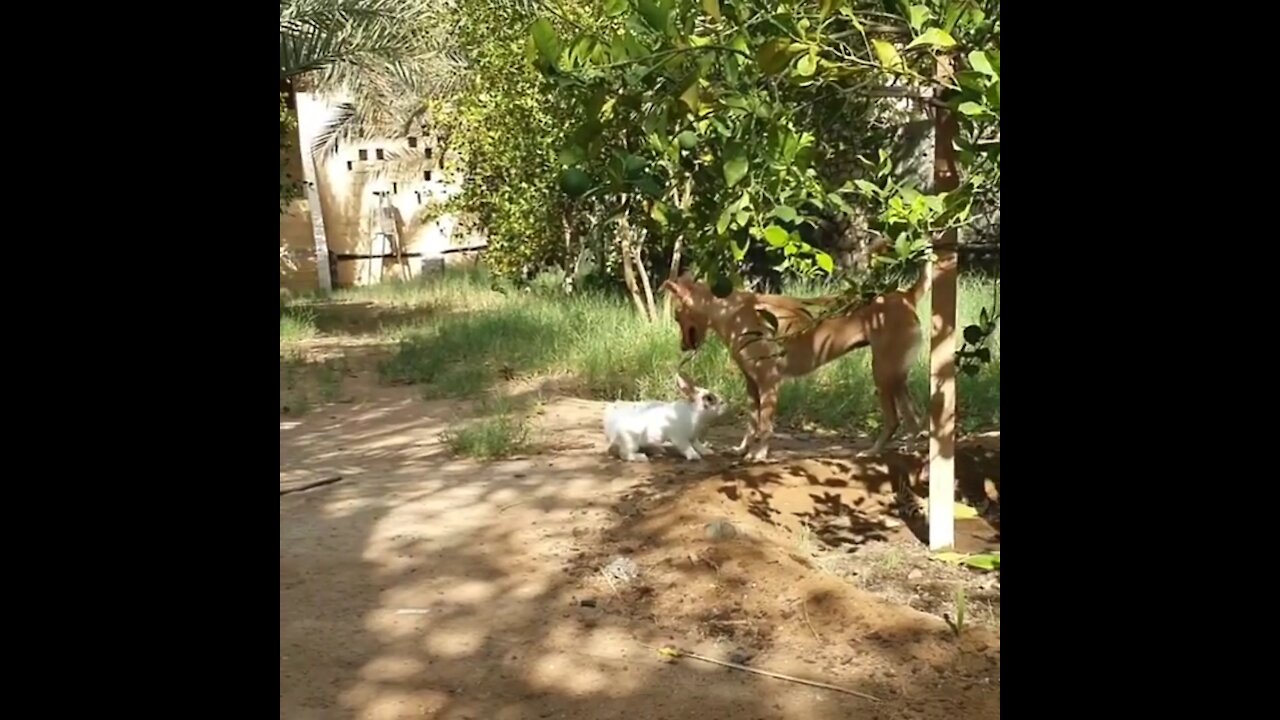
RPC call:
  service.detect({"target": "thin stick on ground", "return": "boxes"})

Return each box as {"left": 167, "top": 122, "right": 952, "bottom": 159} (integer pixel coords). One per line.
{"left": 598, "top": 568, "right": 621, "bottom": 597}
{"left": 642, "top": 644, "right": 881, "bottom": 702}
{"left": 280, "top": 475, "right": 344, "bottom": 496}
{"left": 801, "top": 600, "right": 822, "bottom": 642}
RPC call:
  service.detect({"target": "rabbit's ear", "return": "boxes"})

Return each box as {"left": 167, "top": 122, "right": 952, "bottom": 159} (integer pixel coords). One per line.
{"left": 675, "top": 372, "right": 696, "bottom": 398}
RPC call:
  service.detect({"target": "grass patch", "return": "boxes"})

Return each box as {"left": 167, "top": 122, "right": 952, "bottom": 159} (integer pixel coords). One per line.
{"left": 300, "top": 267, "right": 1000, "bottom": 434}
{"left": 280, "top": 352, "right": 348, "bottom": 413}
{"left": 280, "top": 305, "right": 318, "bottom": 346}
{"left": 442, "top": 396, "right": 534, "bottom": 459}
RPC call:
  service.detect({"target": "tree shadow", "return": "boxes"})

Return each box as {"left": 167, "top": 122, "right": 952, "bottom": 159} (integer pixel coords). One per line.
{"left": 281, "top": 399, "right": 999, "bottom": 720}
{"left": 708, "top": 440, "right": 999, "bottom": 555}
{"left": 305, "top": 301, "right": 442, "bottom": 337}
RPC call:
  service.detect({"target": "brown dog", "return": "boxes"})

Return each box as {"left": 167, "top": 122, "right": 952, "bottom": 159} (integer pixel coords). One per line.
{"left": 663, "top": 263, "right": 929, "bottom": 463}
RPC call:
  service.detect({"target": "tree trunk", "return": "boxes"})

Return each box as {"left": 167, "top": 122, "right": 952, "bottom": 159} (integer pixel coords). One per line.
{"left": 561, "top": 202, "right": 576, "bottom": 293}
{"left": 618, "top": 214, "right": 650, "bottom": 319}
{"left": 633, "top": 228, "right": 658, "bottom": 321}
{"left": 562, "top": 203, "right": 574, "bottom": 265}
{"left": 663, "top": 177, "right": 693, "bottom": 317}
{"left": 928, "top": 57, "right": 960, "bottom": 551}
{"left": 663, "top": 234, "right": 683, "bottom": 318}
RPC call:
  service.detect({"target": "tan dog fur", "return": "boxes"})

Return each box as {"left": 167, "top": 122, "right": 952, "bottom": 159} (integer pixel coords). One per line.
{"left": 663, "top": 263, "right": 929, "bottom": 462}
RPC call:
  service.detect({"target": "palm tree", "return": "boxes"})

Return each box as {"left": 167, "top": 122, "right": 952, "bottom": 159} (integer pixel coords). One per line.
{"left": 280, "top": 0, "right": 465, "bottom": 161}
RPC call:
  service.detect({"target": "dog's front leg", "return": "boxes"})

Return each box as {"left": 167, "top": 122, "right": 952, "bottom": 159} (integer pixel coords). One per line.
{"left": 734, "top": 374, "right": 761, "bottom": 455}
{"left": 745, "top": 383, "right": 778, "bottom": 463}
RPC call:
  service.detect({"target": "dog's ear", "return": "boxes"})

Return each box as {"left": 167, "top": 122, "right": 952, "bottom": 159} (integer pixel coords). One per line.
{"left": 675, "top": 372, "right": 696, "bottom": 398}
{"left": 662, "top": 279, "right": 692, "bottom": 306}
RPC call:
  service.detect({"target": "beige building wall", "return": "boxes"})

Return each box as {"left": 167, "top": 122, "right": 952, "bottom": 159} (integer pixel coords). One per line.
{"left": 278, "top": 92, "right": 483, "bottom": 292}
{"left": 279, "top": 119, "right": 322, "bottom": 295}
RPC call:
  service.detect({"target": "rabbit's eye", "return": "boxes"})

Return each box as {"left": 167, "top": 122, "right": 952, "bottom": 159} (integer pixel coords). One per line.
{"left": 704, "top": 393, "right": 718, "bottom": 405}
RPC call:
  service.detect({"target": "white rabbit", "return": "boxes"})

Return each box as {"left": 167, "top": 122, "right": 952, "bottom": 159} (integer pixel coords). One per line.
{"left": 603, "top": 373, "right": 728, "bottom": 462}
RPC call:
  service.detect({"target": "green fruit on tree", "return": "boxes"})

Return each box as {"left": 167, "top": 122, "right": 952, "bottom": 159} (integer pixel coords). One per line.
{"left": 559, "top": 167, "right": 593, "bottom": 197}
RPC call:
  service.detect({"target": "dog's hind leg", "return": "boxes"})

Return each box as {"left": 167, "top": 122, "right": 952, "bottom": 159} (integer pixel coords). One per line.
{"left": 898, "top": 328, "right": 926, "bottom": 442}
{"left": 861, "top": 381, "right": 902, "bottom": 457}
{"left": 863, "top": 329, "right": 920, "bottom": 455}
{"left": 896, "top": 384, "right": 924, "bottom": 443}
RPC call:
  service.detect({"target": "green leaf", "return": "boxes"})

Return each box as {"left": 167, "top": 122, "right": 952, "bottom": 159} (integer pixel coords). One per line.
{"left": 604, "top": 0, "right": 630, "bottom": 17}
{"left": 933, "top": 551, "right": 967, "bottom": 564}
{"left": 908, "top": 5, "right": 932, "bottom": 31}
{"left": 716, "top": 206, "right": 733, "bottom": 235}
{"left": 962, "top": 553, "right": 1000, "bottom": 571}
{"left": 853, "top": 179, "right": 881, "bottom": 197}
{"left": 621, "top": 153, "right": 648, "bottom": 176}
{"left": 757, "top": 39, "right": 791, "bottom": 75}
{"left": 815, "top": 252, "right": 834, "bottom": 274}
{"left": 907, "top": 28, "right": 957, "bottom": 50}
{"left": 763, "top": 225, "right": 789, "bottom": 248}
{"left": 676, "top": 130, "right": 699, "bottom": 149}
{"left": 772, "top": 205, "right": 798, "bottom": 222}
{"left": 953, "top": 503, "right": 979, "bottom": 520}
{"left": 795, "top": 50, "right": 818, "bottom": 77}
{"left": 943, "top": 3, "right": 964, "bottom": 32}
{"left": 871, "top": 40, "right": 904, "bottom": 72}
{"left": 633, "top": 173, "right": 665, "bottom": 199}
{"left": 723, "top": 143, "right": 749, "bottom": 187}
{"left": 838, "top": 6, "right": 864, "bottom": 29}
{"left": 678, "top": 76, "right": 702, "bottom": 113}
{"left": 651, "top": 201, "right": 669, "bottom": 227}
{"left": 955, "top": 70, "right": 989, "bottom": 95}
{"left": 958, "top": 101, "right": 988, "bottom": 117}
{"left": 701, "top": 0, "right": 721, "bottom": 21}
{"left": 979, "top": 307, "right": 990, "bottom": 326}
{"left": 559, "top": 167, "right": 593, "bottom": 198}
{"left": 558, "top": 146, "right": 586, "bottom": 167}
{"left": 530, "top": 18, "right": 561, "bottom": 67}
{"left": 963, "top": 324, "right": 984, "bottom": 345}
{"left": 968, "top": 50, "right": 996, "bottom": 77}
{"left": 637, "top": 0, "right": 670, "bottom": 34}
{"left": 570, "top": 36, "right": 595, "bottom": 67}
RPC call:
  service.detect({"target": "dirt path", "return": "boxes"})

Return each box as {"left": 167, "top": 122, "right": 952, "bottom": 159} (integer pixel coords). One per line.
{"left": 281, "top": 388, "right": 1000, "bottom": 720}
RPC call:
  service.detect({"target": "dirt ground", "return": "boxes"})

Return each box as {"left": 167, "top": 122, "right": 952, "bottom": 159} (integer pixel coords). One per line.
{"left": 281, "top": 379, "right": 1000, "bottom": 720}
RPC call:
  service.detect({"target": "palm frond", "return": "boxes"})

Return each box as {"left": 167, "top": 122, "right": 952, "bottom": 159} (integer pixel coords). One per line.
{"left": 279, "top": 0, "right": 436, "bottom": 80}
{"left": 309, "top": 55, "right": 468, "bottom": 156}
{"left": 282, "top": 0, "right": 475, "bottom": 164}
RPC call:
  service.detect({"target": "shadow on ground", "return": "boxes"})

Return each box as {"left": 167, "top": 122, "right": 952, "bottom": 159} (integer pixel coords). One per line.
{"left": 281, "top": 393, "right": 1000, "bottom": 720}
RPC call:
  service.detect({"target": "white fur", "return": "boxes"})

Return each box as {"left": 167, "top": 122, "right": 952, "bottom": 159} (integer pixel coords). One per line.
{"left": 603, "top": 376, "right": 728, "bottom": 462}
